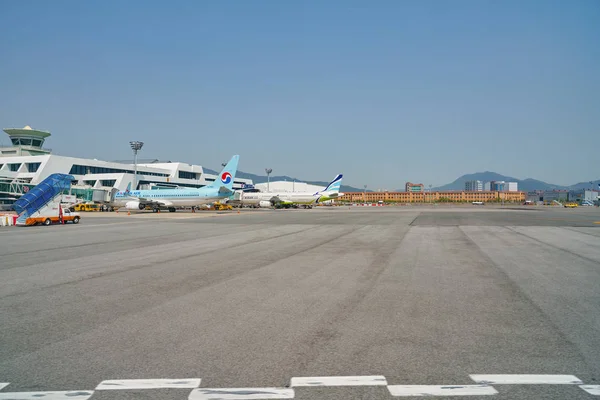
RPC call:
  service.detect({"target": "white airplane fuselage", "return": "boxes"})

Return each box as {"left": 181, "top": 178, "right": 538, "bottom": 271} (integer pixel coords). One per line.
{"left": 112, "top": 189, "right": 226, "bottom": 208}
{"left": 238, "top": 191, "right": 340, "bottom": 206}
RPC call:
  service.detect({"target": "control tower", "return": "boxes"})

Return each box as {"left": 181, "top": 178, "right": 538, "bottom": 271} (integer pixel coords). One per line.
{"left": 1, "top": 125, "right": 52, "bottom": 156}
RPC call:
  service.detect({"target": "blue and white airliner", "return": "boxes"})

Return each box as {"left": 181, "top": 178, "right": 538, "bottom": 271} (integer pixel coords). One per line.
{"left": 113, "top": 155, "right": 239, "bottom": 212}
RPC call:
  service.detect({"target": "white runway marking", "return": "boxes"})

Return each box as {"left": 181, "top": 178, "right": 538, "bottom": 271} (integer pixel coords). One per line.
{"left": 470, "top": 374, "right": 582, "bottom": 384}
{"left": 580, "top": 385, "right": 600, "bottom": 395}
{"left": 96, "top": 379, "right": 201, "bottom": 390}
{"left": 388, "top": 384, "right": 498, "bottom": 396}
{"left": 291, "top": 375, "right": 388, "bottom": 387}
{"left": 0, "top": 391, "right": 94, "bottom": 400}
{"left": 0, "top": 384, "right": 8, "bottom": 391}
{"left": 189, "top": 388, "right": 294, "bottom": 399}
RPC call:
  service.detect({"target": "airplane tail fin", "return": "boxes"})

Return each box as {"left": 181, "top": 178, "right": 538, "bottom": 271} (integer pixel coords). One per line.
{"left": 208, "top": 155, "right": 239, "bottom": 191}
{"left": 125, "top": 182, "right": 132, "bottom": 193}
{"left": 319, "top": 174, "right": 343, "bottom": 194}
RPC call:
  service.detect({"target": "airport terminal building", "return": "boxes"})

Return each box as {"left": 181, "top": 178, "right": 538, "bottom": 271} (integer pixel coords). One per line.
{"left": 0, "top": 126, "right": 252, "bottom": 208}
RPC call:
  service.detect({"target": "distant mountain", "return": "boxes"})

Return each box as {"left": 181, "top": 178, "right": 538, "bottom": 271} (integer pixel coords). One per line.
{"left": 568, "top": 180, "right": 600, "bottom": 190}
{"left": 432, "top": 171, "right": 599, "bottom": 192}
{"left": 204, "top": 168, "right": 365, "bottom": 192}
{"left": 433, "top": 171, "right": 519, "bottom": 191}
{"left": 519, "top": 178, "right": 568, "bottom": 192}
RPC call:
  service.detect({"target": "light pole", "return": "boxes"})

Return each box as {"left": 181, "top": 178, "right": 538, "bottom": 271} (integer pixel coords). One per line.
{"left": 265, "top": 168, "right": 272, "bottom": 192}
{"left": 363, "top": 185, "right": 367, "bottom": 203}
{"left": 129, "top": 141, "right": 144, "bottom": 190}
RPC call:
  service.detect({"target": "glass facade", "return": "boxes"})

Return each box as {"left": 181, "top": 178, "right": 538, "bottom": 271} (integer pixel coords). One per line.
{"left": 10, "top": 137, "right": 43, "bottom": 147}
{"left": 69, "top": 164, "right": 169, "bottom": 177}
{"left": 27, "top": 162, "right": 41, "bottom": 173}
{"left": 178, "top": 171, "right": 198, "bottom": 180}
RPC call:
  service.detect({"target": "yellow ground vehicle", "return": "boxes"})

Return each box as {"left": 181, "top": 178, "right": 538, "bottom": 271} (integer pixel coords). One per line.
{"left": 71, "top": 203, "right": 100, "bottom": 212}
{"left": 564, "top": 202, "right": 578, "bottom": 208}
{"left": 213, "top": 203, "right": 233, "bottom": 211}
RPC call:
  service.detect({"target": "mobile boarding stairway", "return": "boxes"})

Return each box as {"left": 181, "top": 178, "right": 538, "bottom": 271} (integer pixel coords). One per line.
{"left": 12, "top": 173, "right": 75, "bottom": 226}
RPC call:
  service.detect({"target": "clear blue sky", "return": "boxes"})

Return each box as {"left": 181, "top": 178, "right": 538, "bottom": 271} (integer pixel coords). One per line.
{"left": 1, "top": 0, "right": 598, "bottom": 189}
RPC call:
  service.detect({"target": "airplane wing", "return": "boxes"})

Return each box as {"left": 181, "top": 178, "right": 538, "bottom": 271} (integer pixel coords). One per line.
{"left": 129, "top": 196, "right": 174, "bottom": 207}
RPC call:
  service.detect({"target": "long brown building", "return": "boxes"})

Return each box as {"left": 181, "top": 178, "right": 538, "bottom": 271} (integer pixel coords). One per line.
{"left": 339, "top": 191, "right": 525, "bottom": 203}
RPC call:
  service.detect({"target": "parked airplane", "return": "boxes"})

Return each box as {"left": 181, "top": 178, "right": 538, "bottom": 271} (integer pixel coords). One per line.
{"left": 113, "top": 155, "right": 239, "bottom": 212}
{"left": 233, "top": 174, "right": 343, "bottom": 208}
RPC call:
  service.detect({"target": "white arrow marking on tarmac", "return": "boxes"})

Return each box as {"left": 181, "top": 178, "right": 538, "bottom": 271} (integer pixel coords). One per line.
{"left": 96, "top": 379, "right": 201, "bottom": 390}
{"left": 291, "top": 375, "right": 388, "bottom": 387}
{"left": 580, "top": 385, "right": 600, "bottom": 395}
{"left": 189, "top": 388, "right": 294, "bottom": 399}
{"left": 470, "top": 375, "right": 583, "bottom": 384}
{"left": 0, "top": 391, "right": 93, "bottom": 400}
{"left": 388, "top": 385, "right": 498, "bottom": 396}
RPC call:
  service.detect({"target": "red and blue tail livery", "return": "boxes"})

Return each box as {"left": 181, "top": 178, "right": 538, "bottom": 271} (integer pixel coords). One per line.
{"left": 207, "top": 155, "right": 239, "bottom": 191}
{"left": 221, "top": 172, "right": 232, "bottom": 184}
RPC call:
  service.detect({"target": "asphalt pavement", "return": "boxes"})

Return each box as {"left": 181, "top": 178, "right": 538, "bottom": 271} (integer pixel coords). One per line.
{"left": 1, "top": 206, "right": 599, "bottom": 399}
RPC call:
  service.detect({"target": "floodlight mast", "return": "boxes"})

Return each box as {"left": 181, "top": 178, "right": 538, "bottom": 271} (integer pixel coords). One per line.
{"left": 130, "top": 141, "right": 144, "bottom": 190}
{"left": 265, "top": 168, "right": 273, "bottom": 191}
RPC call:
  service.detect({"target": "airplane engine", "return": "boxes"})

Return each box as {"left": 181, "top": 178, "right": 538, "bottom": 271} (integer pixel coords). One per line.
{"left": 259, "top": 201, "right": 272, "bottom": 208}
{"left": 125, "top": 201, "right": 145, "bottom": 210}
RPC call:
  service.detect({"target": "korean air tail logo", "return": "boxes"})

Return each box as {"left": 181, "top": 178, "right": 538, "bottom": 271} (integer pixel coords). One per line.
{"left": 221, "top": 172, "right": 232, "bottom": 184}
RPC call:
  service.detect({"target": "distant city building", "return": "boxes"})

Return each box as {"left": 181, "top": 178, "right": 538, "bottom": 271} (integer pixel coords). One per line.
{"left": 568, "top": 189, "right": 599, "bottom": 203}
{"left": 484, "top": 182, "right": 491, "bottom": 191}
{"left": 465, "top": 180, "right": 483, "bottom": 192}
{"left": 527, "top": 190, "right": 543, "bottom": 203}
{"left": 490, "top": 181, "right": 505, "bottom": 191}
{"left": 541, "top": 190, "right": 569, "bottom": 203}
{"left": 405, "top": 182, "right": 425, "bottom": 193}
{"left": 489, "top": 181, "right": 518, "bottom": 192}
{"left": 339, "top": 190, "right": 525, "bottom": 203}
{"left": 506, "top": 182, "right": 518, "bottom": 192}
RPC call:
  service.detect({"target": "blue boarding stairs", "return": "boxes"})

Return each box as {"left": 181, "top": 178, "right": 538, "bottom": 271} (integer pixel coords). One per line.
{"left": 13, "top": 173, "right": 75, "bottom": 225}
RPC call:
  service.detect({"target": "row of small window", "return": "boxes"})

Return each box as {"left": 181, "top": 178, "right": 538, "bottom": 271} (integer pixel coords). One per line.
{"left": 69, "top": 164, "right": 169, "bottom": 177}
{"left": 11, "top": 138, "right": 44, "bottom": 147}
{"left": 147, "top": 193, "right": 200, "bottom": 197}
{"left": 0, "top": 162, "right": 41, "bottom": 172}
{"left": 78, "top": 180, "right": 118, "bottom": 187}
{"left": 178, "top": 171, "right": 198, "bottom": 180}
{"left": 139, "top": 180, "right": 206, "bottom": 189}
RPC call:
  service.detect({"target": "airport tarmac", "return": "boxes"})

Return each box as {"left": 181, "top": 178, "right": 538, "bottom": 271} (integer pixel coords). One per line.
{"left": 1, "top": 206, "right": 599, "bottom": 399}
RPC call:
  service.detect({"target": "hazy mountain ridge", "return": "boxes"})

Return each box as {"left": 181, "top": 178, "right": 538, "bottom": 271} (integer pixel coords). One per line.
{"left": 431, "top": 171, "right": 599, "bottom": 192}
